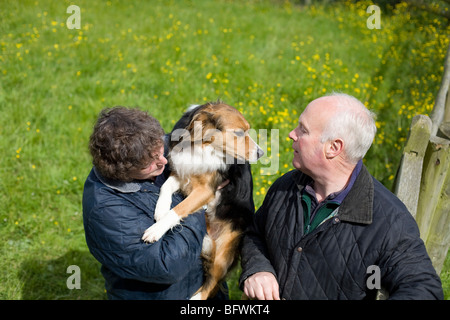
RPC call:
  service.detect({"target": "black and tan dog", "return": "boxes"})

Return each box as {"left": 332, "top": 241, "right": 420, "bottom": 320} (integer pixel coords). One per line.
{"left": 142, "top": 101, "right": 263, "bottom": 299}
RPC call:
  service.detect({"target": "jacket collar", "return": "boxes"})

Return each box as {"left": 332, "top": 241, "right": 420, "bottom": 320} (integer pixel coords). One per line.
{"left": 293, "top": 164, "right": 373, "bottom": 225}
{"left": 338, "top": 164, "right": 373, "bottom": 225}
{"left": 93, "top": 167, "right": 142, "bottom": 193}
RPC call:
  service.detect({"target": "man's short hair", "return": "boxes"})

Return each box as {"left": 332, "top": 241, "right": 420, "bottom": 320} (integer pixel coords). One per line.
{"left": 320, "top": 93, "right": 377, "bottom": 163}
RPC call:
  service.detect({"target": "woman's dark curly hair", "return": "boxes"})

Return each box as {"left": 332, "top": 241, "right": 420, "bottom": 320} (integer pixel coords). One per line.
{"left": 89, "top": 107, "right": 165, "bottom": 182}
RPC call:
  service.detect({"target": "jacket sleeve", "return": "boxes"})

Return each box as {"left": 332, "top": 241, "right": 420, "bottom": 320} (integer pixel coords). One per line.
{"left": 239, "top": 183, "right": 278, "bottom": 289}
{"left": 378, "top": 211, "right": 444, "bottom": 300}
{"left": 84, "top": 193, "right": 207, "bottom": 285}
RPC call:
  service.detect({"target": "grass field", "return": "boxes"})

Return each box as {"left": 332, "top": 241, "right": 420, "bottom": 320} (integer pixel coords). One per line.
{"left": 0, "top": 0, "right": 449, "bottom": 299}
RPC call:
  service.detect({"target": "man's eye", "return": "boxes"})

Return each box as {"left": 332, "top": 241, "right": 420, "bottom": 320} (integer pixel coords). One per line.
{"left": 299, "top": 125, "right": 307, "bottom": 134}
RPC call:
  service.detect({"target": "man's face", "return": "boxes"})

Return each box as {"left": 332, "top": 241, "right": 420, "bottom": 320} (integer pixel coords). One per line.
{"left": 130, "top": 145, "right": 167, "bottom": 180}
{"left": 288, "top": 99, "right": 331, "bottom": 176}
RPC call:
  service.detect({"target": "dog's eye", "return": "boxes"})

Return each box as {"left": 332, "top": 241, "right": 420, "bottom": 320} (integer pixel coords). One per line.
{"left": 234, "top": 130, "right": 245, "bottom": 137}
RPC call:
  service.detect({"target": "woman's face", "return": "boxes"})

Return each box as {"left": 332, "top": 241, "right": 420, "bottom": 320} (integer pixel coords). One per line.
{"left": 129, "top": 145, "right": 167, "bottom": 180}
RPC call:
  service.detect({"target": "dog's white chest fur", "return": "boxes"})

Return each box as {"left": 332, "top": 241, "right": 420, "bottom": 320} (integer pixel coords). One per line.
{"left": 141, "top": 145, "right": 226, "bottom": 244}
{"left": 170, "top": 144, "right": 227, "bottom": 179}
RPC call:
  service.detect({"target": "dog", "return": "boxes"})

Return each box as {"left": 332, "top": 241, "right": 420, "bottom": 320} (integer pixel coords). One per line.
{"left": 142, "top": 101, "right": 263, "bottom": 299}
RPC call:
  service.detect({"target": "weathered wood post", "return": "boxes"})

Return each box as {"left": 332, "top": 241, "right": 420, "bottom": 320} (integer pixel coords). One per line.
{"left": 393, "top": 115, "right": 432, "bottom": 218}
{"left": 394, "top": 116, "right": 450, "bottom": 275}
{"left": 415, "top": 135, "right": 450, "bottom": 275}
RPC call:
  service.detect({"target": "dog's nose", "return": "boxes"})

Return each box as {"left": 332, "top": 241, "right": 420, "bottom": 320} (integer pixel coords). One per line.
{"left": 257, "top": 147, "right": 264, "bottom": 159}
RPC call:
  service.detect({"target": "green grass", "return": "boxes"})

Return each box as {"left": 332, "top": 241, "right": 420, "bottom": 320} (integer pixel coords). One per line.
{"left": 0, "top": 0, "right": 449, "bottom": 299}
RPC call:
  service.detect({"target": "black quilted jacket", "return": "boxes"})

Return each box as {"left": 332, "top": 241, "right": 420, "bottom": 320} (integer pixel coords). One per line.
{"left": 239, "top": 166, "right": 443, "bottom": 300}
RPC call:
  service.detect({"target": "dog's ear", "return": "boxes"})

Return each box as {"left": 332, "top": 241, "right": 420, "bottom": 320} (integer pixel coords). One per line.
{"left": 187, "top": 110, "right": 219, "bottom": 144}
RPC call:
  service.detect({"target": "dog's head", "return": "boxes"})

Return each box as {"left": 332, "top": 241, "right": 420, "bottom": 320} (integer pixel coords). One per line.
{"left": 180, "top": 102, "right": 264, "bottom": 163}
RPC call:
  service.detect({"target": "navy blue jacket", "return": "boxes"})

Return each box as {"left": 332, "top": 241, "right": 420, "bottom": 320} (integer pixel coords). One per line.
{"left": 83, "top": 168, "right": 207, "bottom": 300}
{"left": 240, "top": 166, "right": 444, "bottom": 299}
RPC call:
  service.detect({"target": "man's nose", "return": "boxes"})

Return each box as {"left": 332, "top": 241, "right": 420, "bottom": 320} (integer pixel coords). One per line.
{"left": 288, "top": 129, "right": 296, "bottom": 141}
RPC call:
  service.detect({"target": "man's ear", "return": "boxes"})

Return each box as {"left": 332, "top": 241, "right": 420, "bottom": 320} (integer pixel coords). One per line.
{"left": 325, "top": 138, "right": 344, "bottom": 159}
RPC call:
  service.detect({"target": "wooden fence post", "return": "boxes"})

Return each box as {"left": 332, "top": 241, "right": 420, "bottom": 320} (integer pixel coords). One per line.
{"left": 394, "top": 115, "right": 432, "bottom": 218}
{"left": 415, "top": 135, "right": 450, "bottom": 275}
{"left": 394, "top": 114, "right": 450, "bottom": 274}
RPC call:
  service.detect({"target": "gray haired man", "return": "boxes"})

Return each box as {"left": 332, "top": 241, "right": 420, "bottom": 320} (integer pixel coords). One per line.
{"left": 240, "top": 93, "right": 443, "bottom": 300}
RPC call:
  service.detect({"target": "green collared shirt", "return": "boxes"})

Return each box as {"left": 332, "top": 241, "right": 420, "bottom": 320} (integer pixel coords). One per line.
{"left": 301, "top": 160, "right": 363, "bottom": 235}
{"left": 301, "top": 192, "right": 339, "bottom": 235}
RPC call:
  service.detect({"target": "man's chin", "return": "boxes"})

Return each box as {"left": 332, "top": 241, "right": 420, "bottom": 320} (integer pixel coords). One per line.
{"left": 292, "top": 159, "right": 301, "bottom": 170}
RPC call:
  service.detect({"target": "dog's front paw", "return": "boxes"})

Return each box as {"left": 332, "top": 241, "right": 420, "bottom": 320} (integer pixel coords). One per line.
{"left": 142, "top": 223, "right": 167, "bottom": 243}
{"left": 142, "top": 209, "right": 181, "bottom": 243}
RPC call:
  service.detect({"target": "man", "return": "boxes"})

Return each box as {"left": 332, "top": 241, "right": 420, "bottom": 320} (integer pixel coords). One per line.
{"left": 239, "top": 93, "right": 444, "bottom": 300}
{"left": 83, "top": 107, "right": 209, "bottom": 299}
